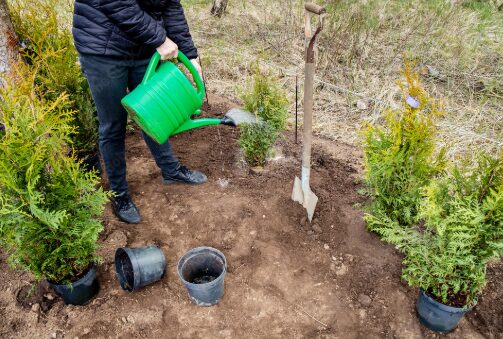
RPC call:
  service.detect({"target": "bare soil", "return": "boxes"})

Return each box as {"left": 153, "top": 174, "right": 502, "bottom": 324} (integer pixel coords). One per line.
{"left": 1, "top": 95, "right": 502, "bottom": 339}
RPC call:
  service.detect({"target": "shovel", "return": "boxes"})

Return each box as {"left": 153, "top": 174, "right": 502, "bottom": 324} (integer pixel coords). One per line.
{"left": 292, "top": 3, "right": 325, "bottom": 222}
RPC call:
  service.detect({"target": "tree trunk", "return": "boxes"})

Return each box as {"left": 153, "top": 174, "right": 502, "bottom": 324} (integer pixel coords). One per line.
{"left": 210, "top": 0, "right": 228, "bottom": 17}
{"left": 0, "top": 0, "right": 17, "bottom": 74}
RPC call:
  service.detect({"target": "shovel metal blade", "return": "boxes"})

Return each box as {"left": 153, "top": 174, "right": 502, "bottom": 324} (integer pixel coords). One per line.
{"left": 292, "top": 176, "right": 318, "bottom": 222}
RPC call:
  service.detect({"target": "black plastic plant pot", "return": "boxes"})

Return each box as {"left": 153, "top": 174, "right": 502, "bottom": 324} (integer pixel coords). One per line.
{"left": 48, "top": 265, "right": 99, "bottom": 306}
{"left": 177, "top": 246, "right": 227, "bottom": 306}
{"left": 416, "top": 289, "right": 474, "bottom": 333}
{"left": 115, "top": 246, "right": 166, "bottom": 292}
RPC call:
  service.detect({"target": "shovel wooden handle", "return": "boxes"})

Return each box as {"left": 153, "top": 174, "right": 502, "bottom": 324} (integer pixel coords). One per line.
{"left": 305, "top": 3, "right": 326, "bottom": 15}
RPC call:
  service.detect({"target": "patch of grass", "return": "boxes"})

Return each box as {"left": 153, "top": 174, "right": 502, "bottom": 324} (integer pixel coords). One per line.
{"left": 184, "top": 0, "right": 502, "bottom": 157}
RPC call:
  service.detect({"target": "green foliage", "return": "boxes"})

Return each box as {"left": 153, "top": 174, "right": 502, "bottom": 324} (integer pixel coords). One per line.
{"left": 9, "top": 0, "right": 98, "bottom": 158}
{"left": 238, "top": 64, "right": 288, "bottom": 166}
{"left": 0, "top": 62, "right": 109, "bottom": 284}
{"left": 362, "top": 62, "right": 446, "bottom": 227}
{"left": 241, "top": 65, "right": 289, "bottom": 132}
{"left": 238, "top": 122, "right": 278, "bottom": 167}
{"left": 370, "top": 153, "right": 503, "bottom": 307}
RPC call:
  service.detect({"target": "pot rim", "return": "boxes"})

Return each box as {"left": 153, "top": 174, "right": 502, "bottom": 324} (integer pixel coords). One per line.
{"left": 47, "top": 264, "right": 97, "bottom": 288}
{"left": 177, "top": 246, "right": 227, "bottom": 287}
{"left": 115, "top": 247, "right": 142, "bottom": 291}
{"left": 419, "top": 289, "right": 476, "bottom": 312}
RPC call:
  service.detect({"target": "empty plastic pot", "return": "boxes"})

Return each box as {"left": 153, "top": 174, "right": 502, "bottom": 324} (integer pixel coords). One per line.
{"left": 177, "top": 247, "right": 227, "bottom": 306}
{"left": 115, "top": 246, "right": 166, "bottom": 292}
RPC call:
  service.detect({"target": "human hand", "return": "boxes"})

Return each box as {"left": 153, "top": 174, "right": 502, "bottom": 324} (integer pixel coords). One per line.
{"left": 190, "top": 58, "right": 203, "bottom": 79}
{"left": 156, "top": 37, "right": 178, "bottom": 60}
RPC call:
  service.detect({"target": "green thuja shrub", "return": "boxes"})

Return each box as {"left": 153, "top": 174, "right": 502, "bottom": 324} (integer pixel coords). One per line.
{"left": 0, "top": 61, "right": 109, "bottom": 284}
{"left": 238, "top": 122, "right": 278, "bottom": 167}
{"left": 373, "top": 153, "right": 503, "bottom": 307}
{"left": 362, "top": 62, "right": 446, "bottom": 228}
{"left": 241, "top": 65, "right": 289, "bottom": 132}
{"left": 239, "top": 64, "right": 288, "bottom": 167}
{"left": 9, "top": 0, "right": 99, "bottom": 158}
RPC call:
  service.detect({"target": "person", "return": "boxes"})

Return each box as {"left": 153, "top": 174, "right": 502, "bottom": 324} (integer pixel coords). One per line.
{"left": 72, "top": 0, "right": 207, "bottom": 224}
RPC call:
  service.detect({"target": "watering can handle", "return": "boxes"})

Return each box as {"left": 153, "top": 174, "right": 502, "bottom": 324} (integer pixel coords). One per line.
{"left": 142, "top": 51, "right": 205, "bottom": 101}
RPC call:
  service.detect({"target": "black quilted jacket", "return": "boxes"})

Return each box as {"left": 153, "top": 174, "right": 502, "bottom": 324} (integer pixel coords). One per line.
{"left": 72, "top": 0, "right": 198, "bottom": 59}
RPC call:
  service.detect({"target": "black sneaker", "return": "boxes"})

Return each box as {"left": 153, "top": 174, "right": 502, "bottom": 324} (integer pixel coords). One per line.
{"left": 162, "top": 165, "right": 207, "bottom": 185}
{"left": 111, "top": 193, "right": 141, "bottom": 224}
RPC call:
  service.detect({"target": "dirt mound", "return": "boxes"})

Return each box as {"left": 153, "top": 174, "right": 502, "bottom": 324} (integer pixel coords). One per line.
{"left": 0, "top": 96, "right": 501, "bottom": 338}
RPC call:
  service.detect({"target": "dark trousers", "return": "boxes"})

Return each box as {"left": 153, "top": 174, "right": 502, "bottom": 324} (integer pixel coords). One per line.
{"left": 79, "top": 54, "right": 180, "bottom": 195}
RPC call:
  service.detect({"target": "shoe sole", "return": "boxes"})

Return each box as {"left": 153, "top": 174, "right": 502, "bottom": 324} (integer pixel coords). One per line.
{"left": 162, "top": 178, "right": 208, "bottom": 185}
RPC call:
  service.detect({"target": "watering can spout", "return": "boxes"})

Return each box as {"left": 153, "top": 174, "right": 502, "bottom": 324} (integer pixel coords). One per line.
{"left": 122, "top": 51, "right": 257, "bottom": 143}
{"left": 171, "top": 116, "right": 223, "bottom": 136}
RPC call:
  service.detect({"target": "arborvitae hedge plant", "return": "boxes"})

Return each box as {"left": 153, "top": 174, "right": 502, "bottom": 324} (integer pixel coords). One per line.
{"left": 9, "top": 0, "right": 99, "bottom": 159}
{"left": 0, "top": 61, "right": 109, "bottom": 284}
{"left": 239, "top": 64, "right": 289, "bottom": 166}
{"left": 238, "top": 122, "right": 278, "bottom": 167}
{"left": 373, "top": 153, "right": 503, "bottom": 307}
{"left": 241, "top": 65, "right": 289, "bottom": 132}
{"left": 362, "top": 62, "right": 446, "bottom": 228}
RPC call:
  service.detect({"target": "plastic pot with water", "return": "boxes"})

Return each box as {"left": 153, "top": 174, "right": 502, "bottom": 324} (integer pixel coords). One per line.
{"left": 177, "top": 247, "right": 227, "bottom": 306}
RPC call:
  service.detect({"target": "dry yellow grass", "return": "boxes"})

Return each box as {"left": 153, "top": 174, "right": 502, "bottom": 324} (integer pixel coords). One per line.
{"left": 184, "top": 0, "right": 502, "bottom": 157}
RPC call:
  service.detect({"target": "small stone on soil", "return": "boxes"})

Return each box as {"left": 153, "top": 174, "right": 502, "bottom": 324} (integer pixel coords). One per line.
{"left": 31, "top": 303, "right": 40, "bottom": 312}
{"left": 312, "top": 224, "right": 322, "bottom": 233}
{"left": 358, "top": 294, "right": 372, "bottom": 307}
{"left": 51, "top": 333, "right": 57, "bottom": 339}
{"left": 307, "top": 230, "right": 314, "bottom": 235}
{"left": 300, "top": 216, "right": 307, "bottom": 226}
{"left": 45, "top": 293, "right": 55, "bottom": 300}
{"left": 336, "top": 264, "right": 348, "bottom": 276}
{"left": 121, "top": 317, "right": 127, "bottom": 324}
{"left": 250, "top": 166, "right": 265, "bottom": 174}
{"left": 324, "top": 244, "right": 330, "bottom": 250}
{"left": 126, "top": 315, "right": 135, "bottom": 324}
{"left": 356, "top": 100, "right": 368, "bottom": 110}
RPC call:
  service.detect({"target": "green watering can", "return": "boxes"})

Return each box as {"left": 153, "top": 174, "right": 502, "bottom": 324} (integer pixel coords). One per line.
{"left": 122, "top": 51, "right": 241, "bottom": 144}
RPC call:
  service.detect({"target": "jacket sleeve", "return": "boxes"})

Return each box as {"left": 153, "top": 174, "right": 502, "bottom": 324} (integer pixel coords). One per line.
{"left": 99, "top": 0, "right": 166, "bottom": 47}
{"left": 163, "top": 0, "right": 198, "bottom": 59}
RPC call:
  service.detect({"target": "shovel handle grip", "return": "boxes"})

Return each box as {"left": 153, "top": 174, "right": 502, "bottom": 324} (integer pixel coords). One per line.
{"left": 305, "top": 3, "right": 326, "bottom": 15}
